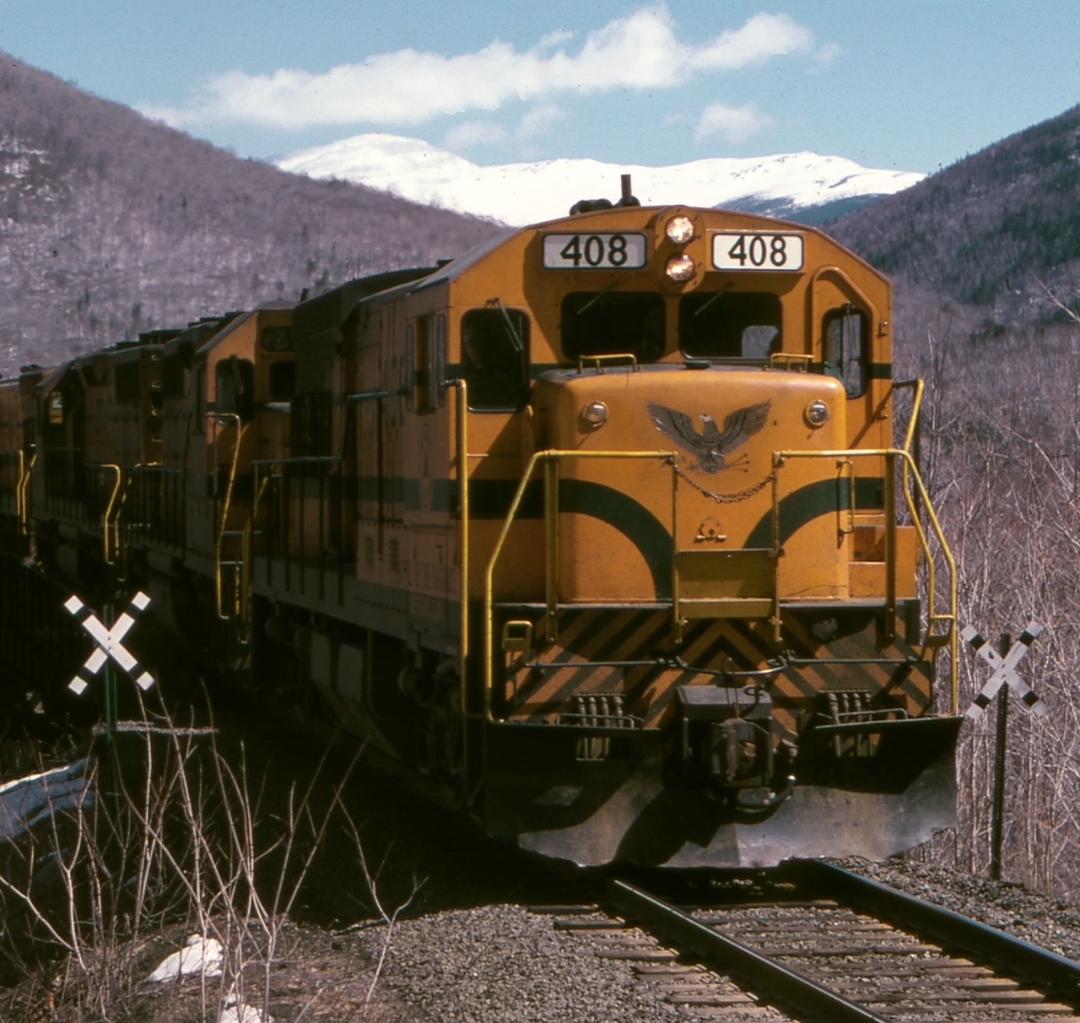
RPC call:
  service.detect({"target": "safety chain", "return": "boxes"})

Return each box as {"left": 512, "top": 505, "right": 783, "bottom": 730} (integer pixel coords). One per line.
{"left": 674, "top": 463, "right": 774, "bottom": 504}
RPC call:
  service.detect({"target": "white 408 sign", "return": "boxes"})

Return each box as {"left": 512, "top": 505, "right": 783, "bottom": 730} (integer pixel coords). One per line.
{"left": 713, "top": 232, "right": 804, "bottom": 272}
{"left": 542, "top": 232, "right": 648, "bottom": 269}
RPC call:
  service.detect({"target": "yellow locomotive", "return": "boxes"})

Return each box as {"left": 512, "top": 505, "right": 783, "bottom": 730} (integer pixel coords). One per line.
{"left": 0, "top": 180, "right": 961, "bottom": 866}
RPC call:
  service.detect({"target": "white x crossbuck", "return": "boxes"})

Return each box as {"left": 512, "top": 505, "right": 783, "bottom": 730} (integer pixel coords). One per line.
{"left": 64, "top": 592, "right": 156, "bottom": 695}
{"left": 961, "top": 621, "right": 1046, "bottom": 720}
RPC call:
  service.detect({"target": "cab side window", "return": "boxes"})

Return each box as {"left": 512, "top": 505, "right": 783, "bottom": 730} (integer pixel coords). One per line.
{"left": 462, "top": 308, "right": 530, "bottom": 411}
{"left": 823, "top": 305, "right": 868, "bottom": 397}
{"left": 215, "top": 356, "right": 255, "bottom": 420}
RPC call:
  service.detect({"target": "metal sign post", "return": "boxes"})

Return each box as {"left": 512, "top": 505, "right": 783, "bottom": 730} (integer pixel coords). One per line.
{"left": 961, "top": 621, "right": 1047, "bottom": 882}
{"left": 64, "top": 590, "right": 156, "bottom": 741}
{"left": 990, "top": 634, "right": 1010, "bottom": 882}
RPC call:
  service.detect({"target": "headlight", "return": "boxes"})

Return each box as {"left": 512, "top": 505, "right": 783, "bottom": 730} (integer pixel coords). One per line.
{"left": 804, "top": 399, "right": 830, "bottom": 427}
{"left": 665, "top": 215, "right": 695, "bottom": 245}
{"left": 665, "top": 254, "right": 697, "bottom": 282}
{"left": 581, "top": 401, "right": 608, "bottom": 427}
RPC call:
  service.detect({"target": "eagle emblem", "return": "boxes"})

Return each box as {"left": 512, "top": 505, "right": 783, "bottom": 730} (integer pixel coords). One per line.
{"left": 647, "top": 400, "right": 771, "bottom": 474}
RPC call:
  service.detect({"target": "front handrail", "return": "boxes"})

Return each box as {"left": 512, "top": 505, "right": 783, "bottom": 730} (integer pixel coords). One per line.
{"left": 895, "top": 378, "right": 926, "bottom": 457}
{"left": 773, "top": 447, "right": 958, "bottom": 713}
{"left": 483, "top": 448, "right": 675, "bottom": 723}
{"left": 887, "top": 378, "right": 947, "bottom": 690}
{"left": 769, "top": 352, "right": 813, "bottom": 372}
{"left": 577, "top": 352, "right": 639, "bottom": 372}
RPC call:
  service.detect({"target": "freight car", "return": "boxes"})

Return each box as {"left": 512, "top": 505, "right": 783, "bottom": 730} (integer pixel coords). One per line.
{"left": 0, "top": 180, "right": 962, "bottom": 867}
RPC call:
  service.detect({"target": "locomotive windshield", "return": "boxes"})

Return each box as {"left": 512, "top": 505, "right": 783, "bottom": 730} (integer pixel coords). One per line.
{"left": 679, "top": 291, "right": 781, "bottom": 361}
{"left": 561, "top": 292, "right": 665, "bottom": 363}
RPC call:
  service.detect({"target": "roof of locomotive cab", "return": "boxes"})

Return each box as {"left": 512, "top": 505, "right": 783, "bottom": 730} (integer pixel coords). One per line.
{"left": 296, "top": 202, "right": 888, "bottom": 311}
{"left": 292, "top": 266, "right": 440, "bottom": 338}
{"left": 417, "top": 204, "right": 886, "bottom": 289}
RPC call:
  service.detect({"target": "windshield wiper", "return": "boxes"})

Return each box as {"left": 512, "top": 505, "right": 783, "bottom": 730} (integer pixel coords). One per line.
{"left": 692, "top": 285, "right": 731, "bottom": 318}
{"left": 486, "top": 297, "right": 525, "bottom": 352}
{"left": 575, "top": 282, "right": 621, "bottom": 317}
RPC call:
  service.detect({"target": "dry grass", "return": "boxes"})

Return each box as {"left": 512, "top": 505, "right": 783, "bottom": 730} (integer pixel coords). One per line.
{"left": 0, "top": 696, "right": 418, "bottom": 1021}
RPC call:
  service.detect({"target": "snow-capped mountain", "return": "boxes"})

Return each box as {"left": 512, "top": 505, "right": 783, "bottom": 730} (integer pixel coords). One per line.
{"left": 277, "top": 134, "right": 924, "bottom": 227}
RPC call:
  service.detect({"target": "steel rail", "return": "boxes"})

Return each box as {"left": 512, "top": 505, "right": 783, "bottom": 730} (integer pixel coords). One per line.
{"left": 604, "top": 878, "right": 890, "bottom": 1023}
{"left": 787, "top": 859, "right": 1080, "bottom": 1006}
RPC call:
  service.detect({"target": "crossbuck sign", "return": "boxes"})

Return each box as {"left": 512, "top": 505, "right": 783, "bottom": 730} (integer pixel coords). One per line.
{"left": 961, "top": 621, "right": 1047, "bottom": 720}
{"left": 64, "top": 591, "right": 156, "bottom": 695}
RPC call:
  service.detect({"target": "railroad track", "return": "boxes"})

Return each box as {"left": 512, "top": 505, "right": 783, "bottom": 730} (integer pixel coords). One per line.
{"left": 551, "top": 861, "right": 1080, "bottom": 1022}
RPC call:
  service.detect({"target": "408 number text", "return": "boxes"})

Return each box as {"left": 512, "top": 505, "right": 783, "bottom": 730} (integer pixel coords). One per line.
{"left": 712, "top": 232, "right": 804, "bottom": 272}
{"left": 542, "top": 232, "right": 647, "bottom": 270}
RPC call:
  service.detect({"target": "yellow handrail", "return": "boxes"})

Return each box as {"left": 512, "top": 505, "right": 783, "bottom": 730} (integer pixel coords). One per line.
{"left": 451, "top": 379, "right": 470, "bottom": 664}
{"left": 210, "top": 412, "right": 243, "bottom": 620}
{"left": 807, "top": 265, "right": 881, "bottom": 341}
{"left": 887, "top": 378, "right": 946, "bottom": 661}
{"left": 769, "top": 352, "right": 813, "bottom": 372}
{"left": 15, "top": 449, "right": 23, "bottom": 523}
{"left": 101, "top": 464, "right": 123, "bottom": 565}
{"left": 898, "top": 378, "right": 925, "bottom": 456}
{"left": 16, "top": 449, "right": 37, "bottom": 534}
{"left": 482, "top": 448, "right": 675, "bottom": 723}
{"left": 773, "top": 446, "right": 959, "bottom": 713}
{"left": 577, "top": 352, "right": 638, "bottom": 372}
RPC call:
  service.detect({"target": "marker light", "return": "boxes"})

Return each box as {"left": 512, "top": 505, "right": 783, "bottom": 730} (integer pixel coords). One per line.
{"left": 665, "top": 253, "right": 697, "bottom": 282}
{"left": 581, "top": 401, "right": 609, "bottom": 427}
{"left": 665, "top": 215, "right": 695, "bottom": 245}
{"left": 804, "top": 399, "right": 830, "bottom": 427}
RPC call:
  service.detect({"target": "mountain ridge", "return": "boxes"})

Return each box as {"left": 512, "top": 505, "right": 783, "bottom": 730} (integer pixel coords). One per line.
{"left": 4, "top": 47, "right": 1080, "bottom": 376}
{"left": 829, "top": 102, "right": 1080, "bottom": 330}
{"left": 0, "top": 53, "right": 497, "bottom": 375}
{"left": 276, "top": 133, "right": 924, "bottom": 227}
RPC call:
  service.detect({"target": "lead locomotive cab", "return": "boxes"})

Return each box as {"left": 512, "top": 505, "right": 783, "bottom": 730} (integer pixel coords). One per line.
{"left": 466, "top": 186, "right": 960, "bottom": 866}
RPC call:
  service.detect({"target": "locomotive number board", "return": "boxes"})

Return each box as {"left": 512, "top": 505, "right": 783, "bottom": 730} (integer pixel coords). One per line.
{"left": 543, "top": 232, "right": 648, "bottom": 270}
{"left": 712, "top": 231, "right": 804, "bottom": 272}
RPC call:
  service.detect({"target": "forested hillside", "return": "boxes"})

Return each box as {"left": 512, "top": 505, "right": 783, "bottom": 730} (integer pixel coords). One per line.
{"left": 843, "top": 101, "right": 1080, "bottom": 900}
{"left": 831, "top": 103, "right": 1080, "bottom": 331}
{"left": 0, "top": 54, "right": 498, "bottom": 376}
{"left": 1, "top": 51, "right": 1078, "bottom": 900}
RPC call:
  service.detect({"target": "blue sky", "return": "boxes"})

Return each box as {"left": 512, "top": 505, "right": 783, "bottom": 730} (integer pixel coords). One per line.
{"left": 5, "top": 1, "right": 1079, "bottom": 172}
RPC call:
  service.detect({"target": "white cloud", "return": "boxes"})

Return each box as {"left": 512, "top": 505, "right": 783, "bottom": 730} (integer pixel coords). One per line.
{"left": 442, "top": 120, "right": 507, "bottom": 151}
{"left": 689, "top": 13, "right": 813, "bottom": 71}
{"left": 694, "top": 102, "right": 772, "bottom": 144}
{"left": 442, "top": 102, "right": 566, "bottom": 155}
{"left": 517, "top": 102, "right": 566, "bottom": 141}
{"left": 814, "top": 42, "right": 842, "bottom": 67}
{"left": 536, "top": 29, "right": 575, "bottom": 52}
{"left": 142, "top": 4, "right": 818, "bottom": 131}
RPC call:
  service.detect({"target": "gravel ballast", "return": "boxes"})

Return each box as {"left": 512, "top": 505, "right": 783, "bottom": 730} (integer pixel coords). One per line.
{"left": 351, "top": 859, "right": 1080, "bottom": 1023}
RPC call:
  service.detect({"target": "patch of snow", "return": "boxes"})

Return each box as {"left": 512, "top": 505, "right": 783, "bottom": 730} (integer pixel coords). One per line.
{"left": 147, "top": 934, "right": 224, "bottom": 982}
{"left": 0, "top": 134, "right": 48, "bottom": 179}
{"left": 220, "top": 991, "right": 275, "bottom": 1023}
{"left": 277, "top": 133, "right": 924, "bottom": 226}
